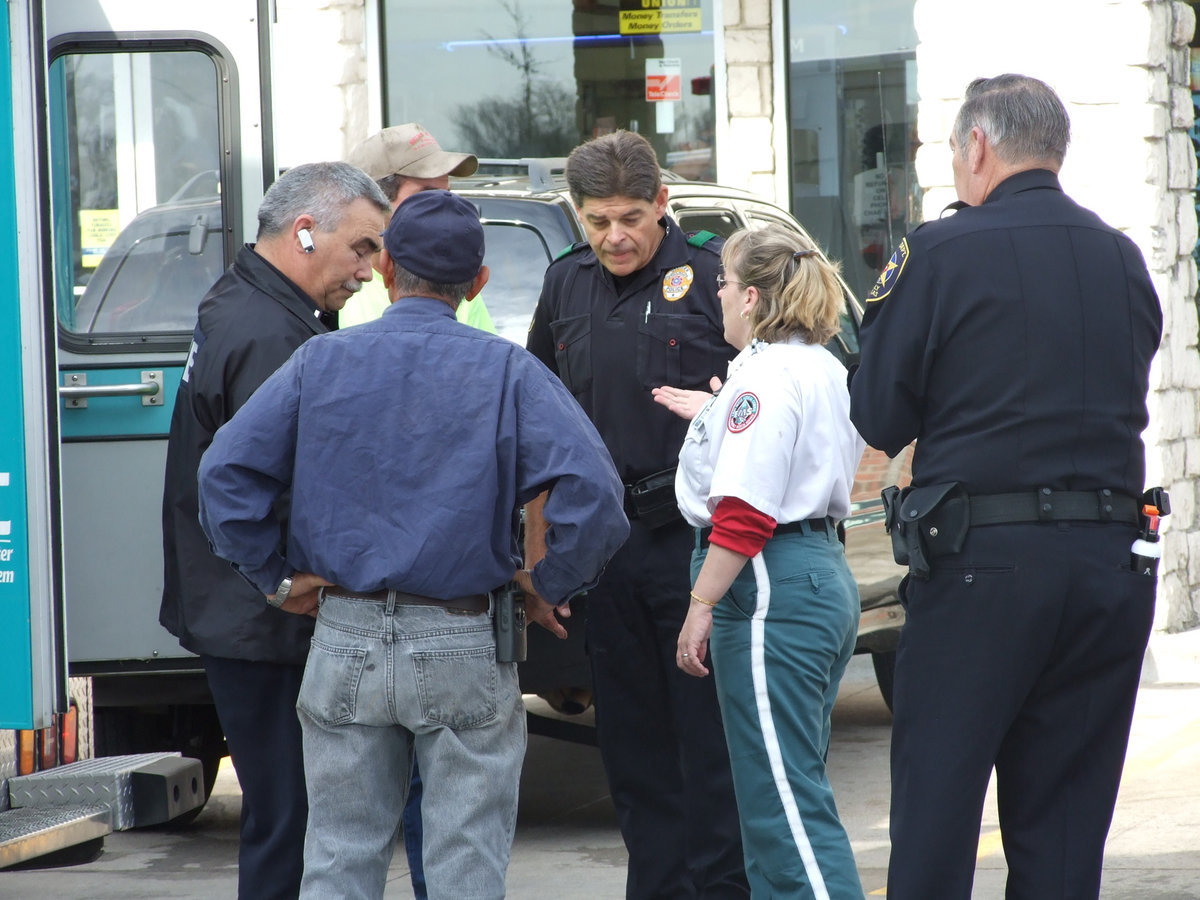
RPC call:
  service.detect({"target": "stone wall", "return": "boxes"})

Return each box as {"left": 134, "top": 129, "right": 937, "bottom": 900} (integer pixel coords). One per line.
{"left": 271, "top": 0, "right": 371, "bottom": 167}
{"left": 720, "top": 0, "right": 780, "bottom": 202}
{"left": 1158, "top": 2, "right": 1200, "bottom": 629}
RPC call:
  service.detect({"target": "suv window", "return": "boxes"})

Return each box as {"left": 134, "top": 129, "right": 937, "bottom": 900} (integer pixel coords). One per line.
{"left": 50, "top": 47, "right": 226, "bottom": 344}
{"left": 673, "top": 208, "right": 739, "bottom": 238}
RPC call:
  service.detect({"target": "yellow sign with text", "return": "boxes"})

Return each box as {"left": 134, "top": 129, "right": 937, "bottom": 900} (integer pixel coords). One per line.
{"left": 79, "top": 209, "right": 120, "bottom": 268}
{"left": 619, "top": 0, "right": 702, "bottom": 35}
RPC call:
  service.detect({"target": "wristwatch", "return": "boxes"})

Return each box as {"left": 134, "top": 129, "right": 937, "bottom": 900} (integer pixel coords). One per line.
{"left": 267, "top": 576, "right": 293, "bottom": 608}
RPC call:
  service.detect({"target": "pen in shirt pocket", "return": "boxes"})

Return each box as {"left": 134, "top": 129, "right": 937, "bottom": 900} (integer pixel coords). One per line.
{"left": 645, "top": 300, "right": 651, "bottom": 323}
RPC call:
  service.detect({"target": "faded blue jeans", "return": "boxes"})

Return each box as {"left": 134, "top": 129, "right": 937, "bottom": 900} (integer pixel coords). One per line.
{"left": 297, "top": 590, "right": 525, "bottom": 900}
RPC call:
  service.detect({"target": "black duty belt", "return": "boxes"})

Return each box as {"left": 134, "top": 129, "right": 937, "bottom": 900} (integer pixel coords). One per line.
{"left": 969, "top": 489, "right": 1138, "bottom": 526}
{"left": 624, "top": 467, "right": 683, "bottom": 528}
{"left": 698, "top": 516, "right": 835, "bottom": 548}
{"left": 323, "top": 586, "right": 489, "bottom": 615}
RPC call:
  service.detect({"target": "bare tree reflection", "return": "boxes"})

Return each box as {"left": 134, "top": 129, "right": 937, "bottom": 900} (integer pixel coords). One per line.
{"left": 450, "top": 0, "right": 576, "bottom": 158}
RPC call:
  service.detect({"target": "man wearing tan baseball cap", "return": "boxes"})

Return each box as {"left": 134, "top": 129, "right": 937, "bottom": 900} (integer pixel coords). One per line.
{"left": 348, "top": 122, "right": 478, "bottom": 183}
{"left": 341, "top": 123, "right": 494, "bottom": 331}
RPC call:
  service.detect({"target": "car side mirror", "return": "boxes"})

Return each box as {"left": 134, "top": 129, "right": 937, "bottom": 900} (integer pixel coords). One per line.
{"left": 188, "top": 215, "right": 209, "bottom": 256}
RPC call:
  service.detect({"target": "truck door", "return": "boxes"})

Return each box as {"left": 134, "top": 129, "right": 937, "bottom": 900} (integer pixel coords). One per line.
{"left": 1, "top": 0, "right": 61, "bottom": 740}
{"left": 43, "top": 2, "right": 268, "bottom": 676}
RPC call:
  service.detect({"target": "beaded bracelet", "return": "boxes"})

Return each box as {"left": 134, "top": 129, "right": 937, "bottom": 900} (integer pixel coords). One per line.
{"left": 690, "top": 590, "right": 718, "bottom": 608}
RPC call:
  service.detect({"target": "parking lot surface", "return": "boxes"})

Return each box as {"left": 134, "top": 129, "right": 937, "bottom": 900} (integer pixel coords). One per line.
{"left": 2, "top": 635, "right": 1198, "bottom": 899}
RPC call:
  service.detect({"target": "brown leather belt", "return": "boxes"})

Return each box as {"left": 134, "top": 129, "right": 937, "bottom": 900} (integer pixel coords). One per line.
{"left": 323, "top": 586, "right": 490, "bottom": 615}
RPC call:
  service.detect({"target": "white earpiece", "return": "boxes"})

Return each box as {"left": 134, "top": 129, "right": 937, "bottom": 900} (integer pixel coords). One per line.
{"left": 298, "top": 228, "right": 315, "bottom": 253}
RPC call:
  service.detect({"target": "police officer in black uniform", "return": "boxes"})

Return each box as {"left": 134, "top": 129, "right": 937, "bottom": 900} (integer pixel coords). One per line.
{"left": 525, "top": 131, "right": 749, "bottom": 899}
{"left": 849, "top": 75, "right": 1163, "bottom": 899}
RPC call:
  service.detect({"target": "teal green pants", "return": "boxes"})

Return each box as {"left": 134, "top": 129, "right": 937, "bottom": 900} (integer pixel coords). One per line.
{"left": 695, "top": 524, "right": 863, "bottom": 900}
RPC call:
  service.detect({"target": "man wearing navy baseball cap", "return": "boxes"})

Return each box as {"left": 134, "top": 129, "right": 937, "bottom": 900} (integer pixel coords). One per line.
{"left": 379, "top": 188, "right": 487, "bottom": 295}
{"left": 196, "top": 187, "right": 629, "bottom": 899}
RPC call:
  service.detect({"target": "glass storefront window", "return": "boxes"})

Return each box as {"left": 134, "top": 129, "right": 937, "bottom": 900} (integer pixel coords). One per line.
{"left": 786, "top": 0, "right": 920, "bottom": 301}
{"left": 380, "top": 0, "right": 717, "bottom": 179}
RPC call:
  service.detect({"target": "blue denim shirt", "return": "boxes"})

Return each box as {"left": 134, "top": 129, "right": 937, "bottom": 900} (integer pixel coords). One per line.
{"left": 198, "top": 296, "right": 629, "bottom": 605}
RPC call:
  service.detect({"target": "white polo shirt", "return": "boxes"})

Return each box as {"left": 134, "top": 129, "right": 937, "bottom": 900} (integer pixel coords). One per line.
{"left": 675, "top": 337, "right": 865, "bottom": 530}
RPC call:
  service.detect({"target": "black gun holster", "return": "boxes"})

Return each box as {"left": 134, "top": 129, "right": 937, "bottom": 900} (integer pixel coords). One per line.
{"left": 882, "top": 482, "right": 970, "bottom": 580}
{"left": 626, "top": 468, "right": 683, "bottom": 529}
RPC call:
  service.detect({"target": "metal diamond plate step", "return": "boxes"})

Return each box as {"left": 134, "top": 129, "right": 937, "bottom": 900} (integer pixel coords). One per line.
{"left": 0, "top": 804, "right": 111, "bottom": 869}
{"left": 8, "top": 752, "right": 204, "bottom": 830}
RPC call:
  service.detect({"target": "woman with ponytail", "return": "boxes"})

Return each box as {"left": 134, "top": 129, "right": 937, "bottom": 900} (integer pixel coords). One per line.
{"left": 653, "top": 224, "right": 866, "bottom": 899}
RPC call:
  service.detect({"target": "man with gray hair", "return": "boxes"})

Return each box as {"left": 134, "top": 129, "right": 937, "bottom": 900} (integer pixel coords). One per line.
{"left": 161, "top": 160, "right": 389, "bottom": 900}
{"left": 850, "top": 74, "right": 1162, "bottom": 898}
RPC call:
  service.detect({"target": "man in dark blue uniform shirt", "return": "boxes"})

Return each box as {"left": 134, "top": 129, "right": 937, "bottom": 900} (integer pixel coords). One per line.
{"left": 197, "top": 189, "right": 629, "bottom": 899}
{"left": 849, "top": 75, "right": 1162, "bottom": 899}
{"left": 526, "top": 131, "right": 749, "bottom": 899}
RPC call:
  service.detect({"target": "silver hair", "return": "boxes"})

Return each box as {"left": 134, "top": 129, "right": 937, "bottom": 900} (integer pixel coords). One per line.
{"left": 256, "top": 161, "right": 389, "bottom": 239}
{"left": 952, "top": 74, "right": 1070, "bottom": 167}
{"left": 391, "top": 263, "right": 476, "bottom": 304}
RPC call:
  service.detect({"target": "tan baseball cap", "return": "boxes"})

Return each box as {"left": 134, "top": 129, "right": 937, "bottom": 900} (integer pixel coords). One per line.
{"left": 347, "top": 123, "right": 478, "bottom": 181}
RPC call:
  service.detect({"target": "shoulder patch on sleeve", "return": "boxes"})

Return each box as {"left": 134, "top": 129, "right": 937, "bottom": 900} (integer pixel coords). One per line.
{"left": 553, "top": 240, "right": 590, "bottom": 261}
{"left": 866, "top": 237, "right": 909, "bottom": 303}
{"left": 727, "top": 391, "right": 760, "bottom": 433}
{"left": 685, "top": 229, "right": 720, "bottom": 250}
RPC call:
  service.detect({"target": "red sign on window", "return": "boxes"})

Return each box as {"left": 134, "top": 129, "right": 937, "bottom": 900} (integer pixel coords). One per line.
{"left": 646, "top": 58, "right": 682, "bottom": 102}
{"left": 646, "top": 74, "right": 681, "bottom": 102}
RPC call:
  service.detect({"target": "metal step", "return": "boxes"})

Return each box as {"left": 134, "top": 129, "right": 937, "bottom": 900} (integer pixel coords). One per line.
{"left": 8, "top": 752, "right": 204, "bottom": 830}
{"left": 0, "top": 804, "right": 111, "bottom": 869}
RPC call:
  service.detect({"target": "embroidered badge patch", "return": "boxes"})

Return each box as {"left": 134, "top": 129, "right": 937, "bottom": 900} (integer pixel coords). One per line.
{"left": 728, "top": 392, "right": 760, "bottom": 433}
{"left": 662, "top": 265, "right": 694, "bottom": 301}
{"left": 866, "top": 237, "right": 909, "bottom": 303}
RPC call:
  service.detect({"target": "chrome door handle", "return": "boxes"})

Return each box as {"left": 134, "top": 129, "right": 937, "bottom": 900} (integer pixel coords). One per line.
{"left": 61, "top": 371, "right": 164, "bottom": 408}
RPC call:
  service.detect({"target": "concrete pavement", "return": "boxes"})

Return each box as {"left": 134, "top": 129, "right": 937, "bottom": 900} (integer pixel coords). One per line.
{"left": 2, "top": 638, "right": 1198, "bottom": 898}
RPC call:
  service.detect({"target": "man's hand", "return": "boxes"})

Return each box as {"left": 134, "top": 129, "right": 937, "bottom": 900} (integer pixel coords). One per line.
{"left": 513, "top": 568, "right": 570, "bottom": 640}
{"left": 271, "top": 572, "right": 332, "bottom": 618}
{"left": 651, "top": 375, "right": 723, "bottom": 421}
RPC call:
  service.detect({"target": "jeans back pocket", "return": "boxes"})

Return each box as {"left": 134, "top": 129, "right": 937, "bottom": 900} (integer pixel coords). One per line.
{"left": 298, "top": 638, "right": 368, "bottom": 727}
{"left": 413, "top": 645, "right": 499, "bottom": 730}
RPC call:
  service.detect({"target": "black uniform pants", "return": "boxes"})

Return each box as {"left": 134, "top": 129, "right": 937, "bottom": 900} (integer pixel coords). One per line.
{"left": 204, "top": 655, "right": 308, "bottom": 900}
{"left": 587, "top": 519, "right": 749, "bottom": 899}
{"left": 887, "top": 522, "right": 1155, "bottom": 900}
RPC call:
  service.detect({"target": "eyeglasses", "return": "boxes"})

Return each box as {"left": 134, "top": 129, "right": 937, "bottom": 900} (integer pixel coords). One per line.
{"left": 716, "top": 274, "right": 746, "bottom": 290}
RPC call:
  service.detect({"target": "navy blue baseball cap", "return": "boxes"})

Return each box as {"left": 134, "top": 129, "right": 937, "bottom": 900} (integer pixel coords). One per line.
{"left": 383, "top": 189, "right": 484, "bottom": 284}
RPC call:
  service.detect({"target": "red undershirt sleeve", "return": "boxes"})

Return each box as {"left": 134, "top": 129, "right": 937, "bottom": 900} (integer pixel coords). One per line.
{"left": 709, "top": 496, "right": 777, "bottom": 557}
